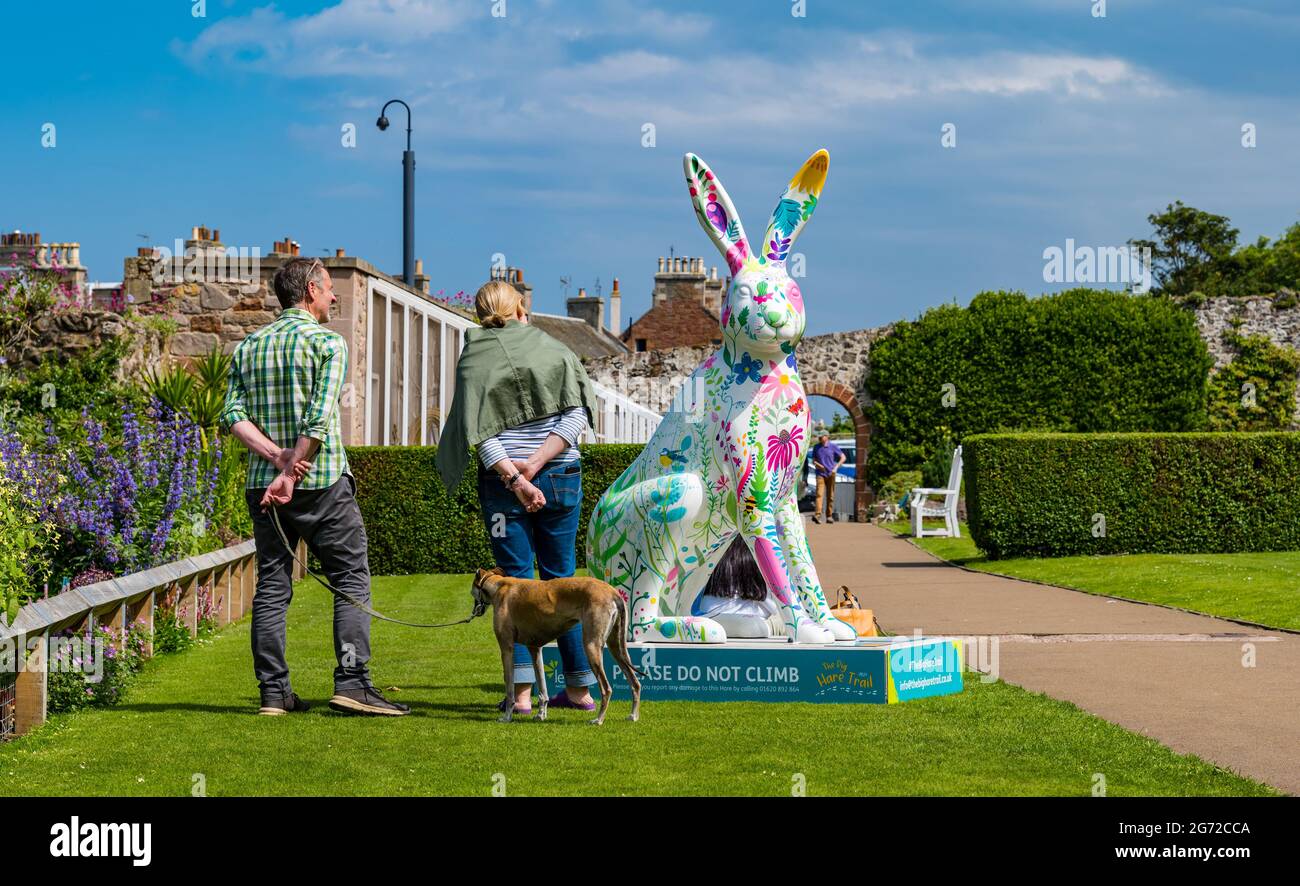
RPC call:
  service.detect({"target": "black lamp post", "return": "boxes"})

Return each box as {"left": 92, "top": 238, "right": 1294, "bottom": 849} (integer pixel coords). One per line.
{"left": 376, "top": 99, "right": 415, "bottom": 287}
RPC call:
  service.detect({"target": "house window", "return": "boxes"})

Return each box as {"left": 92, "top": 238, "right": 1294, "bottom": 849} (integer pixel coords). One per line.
{"left": 636, "top": 338, "right": 647, "bottom": 352}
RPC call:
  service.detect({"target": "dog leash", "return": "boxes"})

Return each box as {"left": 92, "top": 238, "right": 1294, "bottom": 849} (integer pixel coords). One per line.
{"left": 269, "top": 506, "right": 483, "bottom": 629}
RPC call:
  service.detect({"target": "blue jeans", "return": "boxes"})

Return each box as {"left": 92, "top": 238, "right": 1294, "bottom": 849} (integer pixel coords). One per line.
{"left": 477, "top": 460, "right": 595, "bottom": 689}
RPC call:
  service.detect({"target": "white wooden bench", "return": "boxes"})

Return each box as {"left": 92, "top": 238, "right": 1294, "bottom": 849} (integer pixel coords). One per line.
{"left": 910, "top": 445, "right": 963, "bottom": 538}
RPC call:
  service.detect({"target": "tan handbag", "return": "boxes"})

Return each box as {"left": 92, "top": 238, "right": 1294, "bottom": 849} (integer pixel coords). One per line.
{"left": 828, "top": 586, "right": 879, "bottom": 637}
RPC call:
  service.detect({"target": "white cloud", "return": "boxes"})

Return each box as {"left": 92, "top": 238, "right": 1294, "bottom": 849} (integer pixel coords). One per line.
{"left": 173, "top": 0, "right": 479, "bottom": 78}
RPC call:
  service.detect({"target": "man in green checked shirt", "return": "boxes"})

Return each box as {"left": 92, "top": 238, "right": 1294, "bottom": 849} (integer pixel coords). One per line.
{"left": 221, "top": 257, "right": 408, "bottom": 717}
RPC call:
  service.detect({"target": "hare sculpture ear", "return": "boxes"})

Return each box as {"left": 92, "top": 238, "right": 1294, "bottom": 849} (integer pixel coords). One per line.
{"left": 684, "top": 153, "right": 751, "bottom": 275}
{"left": 759, "top": 149, "right": 829, "bottom": 264}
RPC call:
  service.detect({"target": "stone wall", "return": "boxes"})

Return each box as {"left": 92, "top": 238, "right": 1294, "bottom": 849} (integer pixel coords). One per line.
{"left": 1193, "top": 291, "right": 1300, "bottom": 368}
{"left": 1194, "top": 292, "right": 1300, "bottom": 425}
{"left": 582, "top": 326, "right": 892, "bottom": 415}
{"left": 1, "top": 308, "right": 166, "bottom": 380}
{"left": 136, "top": 280, "right": 280, "bottom": 357}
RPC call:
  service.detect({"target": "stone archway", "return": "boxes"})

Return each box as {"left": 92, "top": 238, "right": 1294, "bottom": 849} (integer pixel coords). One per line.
{"left": 803, "top": 380, "right": 872, "bottom": 521}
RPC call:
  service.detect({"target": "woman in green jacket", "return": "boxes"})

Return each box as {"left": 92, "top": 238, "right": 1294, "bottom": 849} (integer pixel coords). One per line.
{"left": 436, "top": 281, "right": 602, "bottom": 716}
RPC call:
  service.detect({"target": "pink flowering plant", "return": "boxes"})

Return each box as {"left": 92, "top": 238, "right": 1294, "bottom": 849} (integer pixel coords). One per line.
{"left": 152, "top": 586, "right": 195, "bottom": 654}
{"left": 46, "top": 622, "right": 148, "bottom": 713}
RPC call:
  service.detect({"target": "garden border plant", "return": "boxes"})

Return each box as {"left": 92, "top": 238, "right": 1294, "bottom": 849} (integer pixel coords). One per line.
{"left": 347, "top": 443, "right": 643, "bottom": 576}
{"left": 964, "top": 431, "right": 1300, "bottom": 558}
{"left": 864, "top": 288, "right": 1214, "bottom": 489}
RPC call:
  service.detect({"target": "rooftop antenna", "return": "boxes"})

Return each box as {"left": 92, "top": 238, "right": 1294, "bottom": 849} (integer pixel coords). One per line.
{"left": 560, "top": 275, "right": 572, "bottom": 298}
{"left": 594, "top": 276, "right": 602, "bottom": 298}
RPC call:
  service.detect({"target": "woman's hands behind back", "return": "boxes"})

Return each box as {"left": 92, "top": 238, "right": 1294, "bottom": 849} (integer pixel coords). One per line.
{"left": 513, "top": 477, "right": 546, "bottom": 512}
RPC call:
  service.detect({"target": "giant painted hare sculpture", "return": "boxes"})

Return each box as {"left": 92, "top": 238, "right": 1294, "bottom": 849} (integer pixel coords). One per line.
{"left": 586, "top": 150, "right": 855, "bottom": 645}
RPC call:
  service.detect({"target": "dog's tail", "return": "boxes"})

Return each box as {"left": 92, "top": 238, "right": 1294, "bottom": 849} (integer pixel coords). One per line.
{"left": 610, "top": 592, "right": 648, "bottom": 681}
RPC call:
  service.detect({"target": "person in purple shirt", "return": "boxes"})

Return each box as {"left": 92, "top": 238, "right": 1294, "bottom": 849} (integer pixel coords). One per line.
{"left": 809, "top": 433, "right": 846, "bottom": 524}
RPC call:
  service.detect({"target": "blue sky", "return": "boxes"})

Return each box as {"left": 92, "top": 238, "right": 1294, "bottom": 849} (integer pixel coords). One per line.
{"left": 4, "top": 0, "right": 1299, "bottom": 342}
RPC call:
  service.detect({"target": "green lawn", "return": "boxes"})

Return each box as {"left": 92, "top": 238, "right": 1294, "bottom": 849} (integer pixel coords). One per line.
{"left": 887, "top": 519, "right": 1300, "bottom": 632}
{"left": 0, "top": 573, "right": 1275, "bottom": 796}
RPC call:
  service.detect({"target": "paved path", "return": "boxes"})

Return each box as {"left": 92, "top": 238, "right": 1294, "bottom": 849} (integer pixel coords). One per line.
{"left": 805, "top": 522, "right": 1300, "bottom": 794}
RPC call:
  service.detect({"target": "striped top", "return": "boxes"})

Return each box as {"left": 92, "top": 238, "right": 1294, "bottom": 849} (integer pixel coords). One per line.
{"left": 477, "top": 406, "right": 587, "bottom": 471}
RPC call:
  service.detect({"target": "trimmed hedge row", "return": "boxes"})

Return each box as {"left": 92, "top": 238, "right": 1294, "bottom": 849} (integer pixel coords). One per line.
{"left": 346, "top": 444, "right": 644, "bottom": 576}
{"left": 964, "top": 432, "right": 1300, "bottom": 558}
{"left": 864, "top": 289, "right": 1214, "bottom": 488}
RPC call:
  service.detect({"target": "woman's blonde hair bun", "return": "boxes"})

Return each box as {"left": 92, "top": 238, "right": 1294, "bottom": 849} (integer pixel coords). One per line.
{"left": 474, "top": 280, "right": 524, "bottom": 328}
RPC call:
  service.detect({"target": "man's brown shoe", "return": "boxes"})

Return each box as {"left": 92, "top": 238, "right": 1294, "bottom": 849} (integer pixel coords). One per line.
{"left": 328, "top": 686, "right": 410, "bottom": 716}
{"left": 259, "top": 692, "right": 311, "bottom": 716}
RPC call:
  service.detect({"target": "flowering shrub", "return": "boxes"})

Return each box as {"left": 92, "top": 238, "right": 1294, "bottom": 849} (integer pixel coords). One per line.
{"left": 46, "top": 623, "right": 148, "bottom": 714}
{"left": 0, "top": 265, "right": 79, "bottom": 359}
{"left": 0, "top": 400, "right": 220, "bottom": 589}
{"left": 0, "top": 467, "right": 58, "bottom": 624}
{"left": 153, "top": 587, "right": 195, "bottom": 655}
{"left": 196, "top": 582, "right": 223, "bottom": 638}
{"left": 433, "top": 289, "right": 471, "bottom": 310}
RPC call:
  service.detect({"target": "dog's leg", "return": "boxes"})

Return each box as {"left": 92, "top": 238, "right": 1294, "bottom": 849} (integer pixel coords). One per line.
{"left": 529, "top": 646, "right": 548, "bottom": 722}
{"left": 497, "top": 636, "right": 516, "bottom": 723}
{"left": 609, "top": 596, "right": 642, "bottom": 722}
{"left": 584, "top": 623, "right": 613, "bottom": 726}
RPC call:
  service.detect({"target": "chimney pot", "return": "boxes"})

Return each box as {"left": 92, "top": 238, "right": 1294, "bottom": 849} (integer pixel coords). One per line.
{"left": 415, "top": 258, "right": 424, "bottom": 275}
{"left": 578, "top": 287, "right": 586, "bottom": 298}
{"left": 336, "top": 248, "right": 345, "bottom": 258}
{"left": 612, "top": 278, "right": 620, "bottom": 295}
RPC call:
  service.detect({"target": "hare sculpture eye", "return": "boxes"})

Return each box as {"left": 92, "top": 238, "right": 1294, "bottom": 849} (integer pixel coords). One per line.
{"left": 736, "top": 283, "right": 753, "bottom": 299}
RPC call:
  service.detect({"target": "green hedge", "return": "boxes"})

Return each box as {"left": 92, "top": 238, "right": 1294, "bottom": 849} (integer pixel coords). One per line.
{"left": 964, "top": 432, "right": 1300, "bottom": 558}
{"left": 864, "top": 289, "right": 1213, "bottom": 488}
{"left": 346, "top": 444, "right": 644, "bottom": 576}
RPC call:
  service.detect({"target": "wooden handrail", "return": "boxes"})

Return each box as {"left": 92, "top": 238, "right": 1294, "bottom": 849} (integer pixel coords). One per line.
{"left": 0, "top": 539, "right": 261, "bottom": 738}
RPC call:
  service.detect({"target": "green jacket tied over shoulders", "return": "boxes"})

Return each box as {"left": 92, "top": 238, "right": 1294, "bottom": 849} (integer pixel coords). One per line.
{"left": 434, "top": 319, "right": 599, "bottom": 491}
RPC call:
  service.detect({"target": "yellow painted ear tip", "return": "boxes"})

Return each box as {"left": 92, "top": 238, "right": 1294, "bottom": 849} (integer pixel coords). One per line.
{"left": 789, "top": 150, "right": 830, "bottom": 195}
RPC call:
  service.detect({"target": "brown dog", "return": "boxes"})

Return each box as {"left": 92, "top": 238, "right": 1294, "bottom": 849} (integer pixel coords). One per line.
{"left": 471, "top": 568, "right": 642, "bottom": 725}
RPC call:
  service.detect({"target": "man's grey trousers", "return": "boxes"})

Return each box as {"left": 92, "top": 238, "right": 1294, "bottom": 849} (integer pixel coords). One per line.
{"left": 246, "top": 474, "right": 372, "bottom": 698}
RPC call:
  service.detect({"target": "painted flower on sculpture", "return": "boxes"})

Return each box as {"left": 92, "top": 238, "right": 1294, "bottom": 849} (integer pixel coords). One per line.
{"left": 648, "top": 477, "right": 687, "bottom": 524}
{"left": 725, "top": 239, "right": 749, "bottom": 272}
{"left": 765, "top": 426, "right": 804, "bottom": 473}
{"left": 791, "top": 155, "right": 828, "bottom": 196}
{"left": 715, "top": 474, "right": 728, "bottom": 493}
{"left": 732, "top": 352, "right": 763, "bottom": 385}
{"left": 759, "top": 361, "right": 798, "bottom": 405}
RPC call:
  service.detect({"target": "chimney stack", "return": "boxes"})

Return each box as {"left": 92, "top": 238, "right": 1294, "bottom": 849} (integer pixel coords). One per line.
{"left": 567, "top": 284, "right": 604, "bottom": 334}
{"left": 608, "top": 277, "right": 621, "bottom": 336}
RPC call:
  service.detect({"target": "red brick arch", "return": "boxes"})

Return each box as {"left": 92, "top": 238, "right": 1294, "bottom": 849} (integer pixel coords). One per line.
{"left": 804, "top": 380, "right": 872, "bottom": 520}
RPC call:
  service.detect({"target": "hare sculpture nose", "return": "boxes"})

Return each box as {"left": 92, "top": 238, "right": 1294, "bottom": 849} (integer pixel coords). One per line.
{"left": 765, "top": 308, "right": 786, "bottom": 328}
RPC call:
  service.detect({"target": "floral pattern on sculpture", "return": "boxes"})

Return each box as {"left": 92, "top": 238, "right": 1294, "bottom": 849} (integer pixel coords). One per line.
{"left": 586, "top": 149, "right": 856, "bottom": 645}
